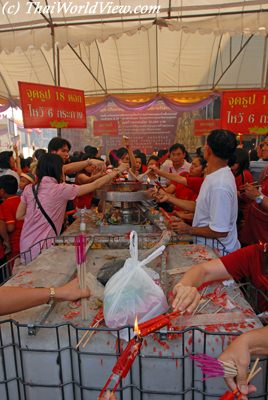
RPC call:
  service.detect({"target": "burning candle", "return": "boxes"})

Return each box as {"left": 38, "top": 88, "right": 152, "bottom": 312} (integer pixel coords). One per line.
{"left": 134, "top": 315, "right": 141, "bottom": 338}
{"left": 98, "top": 311, "right": 180, "bottom": 398}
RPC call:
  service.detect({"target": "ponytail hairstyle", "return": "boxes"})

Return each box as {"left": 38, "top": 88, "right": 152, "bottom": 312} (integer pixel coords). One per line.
{"left": 35, "top": 154, "right": 63, "bottom": 193}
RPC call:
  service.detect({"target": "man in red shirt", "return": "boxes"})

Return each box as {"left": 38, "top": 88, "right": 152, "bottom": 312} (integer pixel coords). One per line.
{"left": 172, "top": 243, "right": 268, "bottom": 314}
{"left": 0, "top": 175, "right": 23, "bottom": 262}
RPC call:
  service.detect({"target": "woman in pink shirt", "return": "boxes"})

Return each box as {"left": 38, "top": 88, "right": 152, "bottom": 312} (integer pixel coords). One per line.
{"left": 17, "top": 154, "right": 126, "bottom": 263}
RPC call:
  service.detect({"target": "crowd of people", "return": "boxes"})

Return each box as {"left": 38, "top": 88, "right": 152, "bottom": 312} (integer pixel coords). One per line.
{"left": 0, "top": 130, "right": 267, "bottom": 399}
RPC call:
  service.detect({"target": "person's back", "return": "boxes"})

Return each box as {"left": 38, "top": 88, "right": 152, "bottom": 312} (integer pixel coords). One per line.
{"left": 19, "top": 154, "right": 79, "bottom": 263}
{"left": 193, "top": 129, "right": 240, "bottom": 254}
{"left": 193, "top": 166, "right": 239, "bottom": 252}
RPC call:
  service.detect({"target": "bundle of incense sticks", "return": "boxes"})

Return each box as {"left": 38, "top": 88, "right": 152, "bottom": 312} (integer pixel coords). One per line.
{"left": 76, "top": 308, "right": 104, "bottom": 348}
{"left": 190, "top": 354, "right": 237, "bottom": 379}
{"left": 74, "top": 234, "right": 87, "bottom": 321}
{"left": 219, "top": 358, "right": 261, "bottom": 400}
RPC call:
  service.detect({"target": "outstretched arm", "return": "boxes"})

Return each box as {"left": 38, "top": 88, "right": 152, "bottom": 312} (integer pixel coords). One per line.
{"left": 150, "top": 165, "right": 187, "bottom": 185}
{"left": 0, "top": 278, "right": 90, "bottom": 316}
{"left": 172, "top": 258, "right": 231, "bottom": 313}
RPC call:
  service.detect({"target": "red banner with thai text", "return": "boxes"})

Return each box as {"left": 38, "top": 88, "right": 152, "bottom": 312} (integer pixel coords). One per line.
{"left": 93, "top": 120, "right": 118, "bottom": 136}
{"left": 18, "top": 81, "right": 86, "bottom": 129}
{"left": 221, "top": 89, "right": 268, "bottom": 135}
{"left": 194, "top": 119, "right": 221, "bottom": 136}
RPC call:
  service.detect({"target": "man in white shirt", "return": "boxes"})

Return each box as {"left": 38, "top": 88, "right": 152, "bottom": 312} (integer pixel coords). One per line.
{"left": 161, "top": 143, "right": 191, "bottom": 175}
{"left": 156, "top": 130, "right": 240, "bottom": 254}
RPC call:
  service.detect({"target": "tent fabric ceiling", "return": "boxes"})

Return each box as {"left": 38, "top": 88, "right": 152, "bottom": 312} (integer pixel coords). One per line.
{"left": 0, "top": 0, "right": 267, "bottom": 102}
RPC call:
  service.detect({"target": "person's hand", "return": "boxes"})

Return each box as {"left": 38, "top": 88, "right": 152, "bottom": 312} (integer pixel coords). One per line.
{"left": 13, "top": 143, "right": 19, "bottom": 155}
{"left": 89, "top": 159, "right": 106, "bottom": 173}
{"left": 99, "top": 390, "right": 117, "bottom": 399}
{"left": 55, "top": 278, "right": 90, "bottom": 302}
{"left": 122, "top": 135, "right": 130, "bottom": 148}
{"left": 155, "top": 191, "right": 170, "bottom": 203}
{"left": 117, "top": 162, "right": 129, "bottom": 173}
{"left": 169, "top": 219, "right": 192, "bottom": 234}
{"left": 172, "top": 283, "right": 200, "bottom": 313}
{"left": 240, "top": 183, "right": 260, "bottom": 201}
{"left": 219, "top": 335, "right": 256, "bottom": 399}
{"left": 148, "top": 164, "right": 160, "bottom": 175}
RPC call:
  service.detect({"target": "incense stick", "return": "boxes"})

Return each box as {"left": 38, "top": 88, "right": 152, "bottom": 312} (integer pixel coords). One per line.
{"left": 82, "top": 319, "right": 103, "bottom": 348}
{"left": 192, "top": 286, "right": 208, "bottom": 316}
{"left": 247, "top": 358, "right": 259, "bottom": 382}
{"left": 213, "top": 293, "right": 240, "bottom": 314}
{"left": 249, "top": 367, "right": 262, "bottom": 381}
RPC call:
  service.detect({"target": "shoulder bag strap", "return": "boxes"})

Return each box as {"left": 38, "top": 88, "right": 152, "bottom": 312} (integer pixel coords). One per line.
{"left": 32, "top": 185, "right": 58, "bottom": 236}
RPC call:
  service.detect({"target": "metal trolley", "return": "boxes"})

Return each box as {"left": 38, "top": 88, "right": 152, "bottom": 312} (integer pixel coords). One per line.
{"left": 0, "top": 237, "right": 267, "bottom": 400}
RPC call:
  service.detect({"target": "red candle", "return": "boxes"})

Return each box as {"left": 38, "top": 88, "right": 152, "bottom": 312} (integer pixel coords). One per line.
{"left": 113, "top": 336, "right": 143, "bottom": 378}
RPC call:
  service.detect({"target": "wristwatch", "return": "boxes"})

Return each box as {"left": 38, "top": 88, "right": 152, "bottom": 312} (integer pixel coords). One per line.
{"left": 255, "top": 194, "right": 264, "bottom": 204}
{"left": 48, "top": 287, "right": 56, "bottom": 304}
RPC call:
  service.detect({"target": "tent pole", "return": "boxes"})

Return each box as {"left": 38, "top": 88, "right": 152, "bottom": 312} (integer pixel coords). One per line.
{"left": 262, "top": 35, "right": 268, "bottom": 88}
{"left": 56, "top": 46, "right": 61, "bottom": 138}
{"left": 156, "top": 24, "right": 159, "bottom": 92}
{"left": 212, "top": 34, "right": 254, "bottom": 89}
{"left": 67, "top": 44, "right": 106, "bottom": 93}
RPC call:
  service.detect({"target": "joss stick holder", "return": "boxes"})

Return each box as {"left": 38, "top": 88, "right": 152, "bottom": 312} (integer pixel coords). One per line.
{"left": 74, "top": 235, "right": 87, "bottom": 321}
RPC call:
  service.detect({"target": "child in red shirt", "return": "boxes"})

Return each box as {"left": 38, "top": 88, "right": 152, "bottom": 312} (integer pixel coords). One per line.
{"left": 0, "top": 175, "right": 24, "bottom": 262}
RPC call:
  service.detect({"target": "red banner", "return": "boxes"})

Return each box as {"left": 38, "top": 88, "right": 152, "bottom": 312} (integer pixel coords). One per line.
{"left": 93, "top": 120, "right": 118, "bottom": 136}
{"left": 194, "top": 119, "right": 221, "bottom": 136}
{"left": 221, "top": 89, "right": 268, "bottom": 135}
{"left": 18, "top": 82, "right": 86, "bottom": 129}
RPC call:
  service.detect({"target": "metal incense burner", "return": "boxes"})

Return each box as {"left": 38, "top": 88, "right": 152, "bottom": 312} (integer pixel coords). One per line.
{"left": 95, "top": 181, "right": 153, "bottom": 227}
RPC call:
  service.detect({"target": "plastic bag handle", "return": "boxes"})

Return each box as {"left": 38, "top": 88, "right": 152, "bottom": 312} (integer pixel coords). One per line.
{"left": 129, "top": 231, "right": 138, "bottom": 262}
{"left": 140, "top": 245, "right": 166, "bottom": 267}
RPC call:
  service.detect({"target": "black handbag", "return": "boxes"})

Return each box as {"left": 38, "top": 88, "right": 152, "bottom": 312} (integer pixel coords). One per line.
{"left": 32, "top": 185, "right": 58, "bottom": 236}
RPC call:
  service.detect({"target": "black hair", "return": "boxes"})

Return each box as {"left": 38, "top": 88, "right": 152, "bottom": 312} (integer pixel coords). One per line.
{"left": 34, "top": 149, "right": 46, "bottom": 161}
{"left": 134, "top": 155, "right": 143, "bottom": 174}
{"left": 109, "top": 149, "right": 119, "bottom": 167}
{"left": 134, "top": 150, "right": 146, "bottom": 165}
{"left": 116, "top": 147, "right": 128, "bottom": 160}
{"left": 169, "top": 143, "right": 192, "bottom": 162}
{"left": 229, "top": 148, "right": 250, "bottom": 176}
{"left": 21, "top": 157, "right": 32, "bottom": 169}
{"left": 169, "top": 143, "right": 186, "bottom": 154}
{"left": 84, "top": 145, "right": 98, "bottom": 158}
{"left": 249, "top": 149, "right": 259, "bottom": 161}
{"left": 0, "top": 175, "right": 18, "bottom": 195}
{"left": 147, "top": 155, "right": 159, "bottom": 165}
{"left": 193, "top": 155, "right": 207, "bottom": 170}
{"left": 157, "top": 149, "right": 169, "bottom": 159}
{"left": 48, "top": 137, "right": 71, "bottom": 153}
{"left": 207, "top": 129, "right": 237, "bottom": 160}
{"left": 196, "top": 147, "right": 203, "bottom": 157}
{"left": 36, "top": 154, "right": 63, "bottom": 186}
{"left": 0, "top": 151, "right": 13, "bottom": 169}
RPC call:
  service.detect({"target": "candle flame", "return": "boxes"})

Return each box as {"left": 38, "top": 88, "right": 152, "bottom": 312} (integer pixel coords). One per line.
{"left": 134, "top": 316, "right": 140, "bottom": 336}
{"left": 147, "top": 177, "right": 151, "bottom": 184}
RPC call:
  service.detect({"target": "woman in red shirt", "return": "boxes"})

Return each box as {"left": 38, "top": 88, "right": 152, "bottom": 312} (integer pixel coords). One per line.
{"left": 229, "top": 148, "right": 253, "bottom": 223}
{"left": 151, "top": 155, "right": 206, "bottom": 221}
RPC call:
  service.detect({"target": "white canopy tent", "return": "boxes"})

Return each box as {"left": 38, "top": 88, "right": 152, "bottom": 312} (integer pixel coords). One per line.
{"left": 0, "top": 0, "right": 267, "bottom": 103}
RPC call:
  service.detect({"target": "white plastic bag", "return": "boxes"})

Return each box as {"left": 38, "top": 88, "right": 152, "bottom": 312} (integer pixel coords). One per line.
{"left": 104, "top": 231, "right": 169, "bottom": 336}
